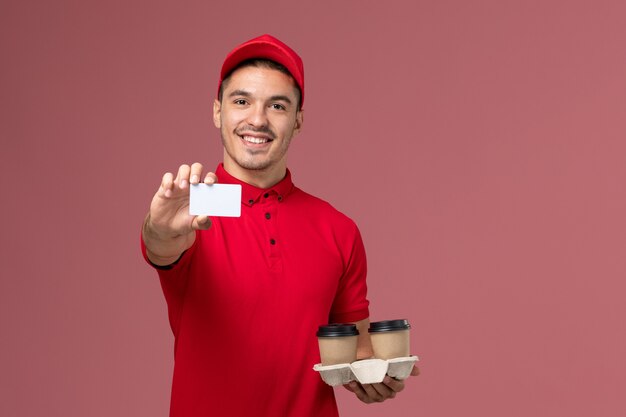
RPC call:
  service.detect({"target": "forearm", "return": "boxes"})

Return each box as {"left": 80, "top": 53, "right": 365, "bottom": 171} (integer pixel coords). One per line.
{"left": 142, "top": 213, "right": 196, "bottom": 266}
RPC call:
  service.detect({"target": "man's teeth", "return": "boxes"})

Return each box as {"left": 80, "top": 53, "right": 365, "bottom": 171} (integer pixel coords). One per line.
{"left": 242, "top": 135, "right": 270, "bottom": 144}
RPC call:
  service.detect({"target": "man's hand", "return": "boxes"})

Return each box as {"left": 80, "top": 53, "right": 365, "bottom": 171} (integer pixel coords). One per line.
{"left": 344, "top": 365, "right": 419, "bottom": 404}
{"left": 143, "top": 163, "right": 217, "bottom": 265}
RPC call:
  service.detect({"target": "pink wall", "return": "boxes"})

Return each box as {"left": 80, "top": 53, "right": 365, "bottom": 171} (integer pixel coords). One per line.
{"left": 2, "top": 1, "right": 625, "bottom": 416}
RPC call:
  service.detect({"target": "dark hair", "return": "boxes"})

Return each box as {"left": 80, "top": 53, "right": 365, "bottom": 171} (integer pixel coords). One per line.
{"left": 218, "top": 59, "right": 302, "bottom": 109}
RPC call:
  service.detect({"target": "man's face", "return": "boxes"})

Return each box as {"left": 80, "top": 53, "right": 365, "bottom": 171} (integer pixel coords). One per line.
{"left": 213, "top": 65, "right": 303, "bottom": 179}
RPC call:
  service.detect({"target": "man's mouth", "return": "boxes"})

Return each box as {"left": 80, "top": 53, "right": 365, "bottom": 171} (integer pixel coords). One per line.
{"left": 241, "top": 135, "right": 272, "bottom": 144}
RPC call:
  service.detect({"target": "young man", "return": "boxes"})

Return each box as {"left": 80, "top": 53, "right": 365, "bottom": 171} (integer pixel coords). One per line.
{"left": 141, "top": 34, "right": 418, "bottom": 416}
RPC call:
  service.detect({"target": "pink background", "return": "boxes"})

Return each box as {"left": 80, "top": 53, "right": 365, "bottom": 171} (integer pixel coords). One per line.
{"left": 2, "top": 1, "right": 625, "bottom": 416}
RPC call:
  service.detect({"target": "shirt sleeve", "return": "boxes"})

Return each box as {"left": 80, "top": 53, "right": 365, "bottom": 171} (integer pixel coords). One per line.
{"left": 140, "top": 231, "right": 198, "bottom": 335}
{"left": 329, "top": 222, "right": 370, "bottom": 323}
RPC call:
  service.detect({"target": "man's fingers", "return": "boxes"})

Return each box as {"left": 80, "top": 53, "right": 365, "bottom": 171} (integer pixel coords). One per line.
{"left": 343, "top": 367, "right": 418, "bottom": 405}
{"left": 410, "top": 365, "right": 420, "bottom": 376}
{"left": 360, "top": 383, "right": 385, "bottom": 402}
{"left": 176, "top": 164, "right": 191, "bottom": 189}
{"left": 204, "top": 172, "right": 217, "bottom": 184}
{"left": 345, "top": 382, "right": 372, "bottom": 404}
{"left": 190, "top": 163, "right": 204, "bottom": 184}
{"left": 345, "top": 378, "right": 406, "bottom": 404}
{"left": 361, "top": 383, "right": 384, "bottom": 402}
{"left": 382, "top": 376, "right": 405, "bottom": 393}
{"left": 193, "top": 215, "right": 212, "bottom": 230}
{"left": 160, "top": 172, "right": 175, "bottom": 198}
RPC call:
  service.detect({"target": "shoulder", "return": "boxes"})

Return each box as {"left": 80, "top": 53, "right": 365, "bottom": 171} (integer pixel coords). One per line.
{"left": 288, "top": 187, "right": 360, "bottom": 232}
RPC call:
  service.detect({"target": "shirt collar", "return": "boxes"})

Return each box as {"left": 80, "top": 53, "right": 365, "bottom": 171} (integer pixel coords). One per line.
{"left": 215, "top": 163, "right": 294, "bottom": 206}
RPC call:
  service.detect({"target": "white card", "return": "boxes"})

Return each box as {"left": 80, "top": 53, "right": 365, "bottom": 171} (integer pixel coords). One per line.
{"left": 189, "top": 183, "right": 242, "bottom": 217}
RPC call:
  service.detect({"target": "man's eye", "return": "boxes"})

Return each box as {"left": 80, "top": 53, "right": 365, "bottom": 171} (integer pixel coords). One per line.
{"left": 271, "top": 103, "right": 286, "bottom": 110}
{"left": 234, "top": 99, "right": 247, "bottom": 105}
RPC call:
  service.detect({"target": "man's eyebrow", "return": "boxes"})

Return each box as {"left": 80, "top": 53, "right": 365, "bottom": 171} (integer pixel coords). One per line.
{"left": 269, "top": 95, "right": 292, "bottom": 104}
{"left": 227, "top": 89, "right": 252, "bottom": 98}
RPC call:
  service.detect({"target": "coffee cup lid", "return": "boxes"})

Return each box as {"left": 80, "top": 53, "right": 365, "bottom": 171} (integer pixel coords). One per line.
{"left": 317, "top": 323, "right": 359, "bottom": 337}
{"left": 368, "top": 319, "right": 411, "bottom": 333}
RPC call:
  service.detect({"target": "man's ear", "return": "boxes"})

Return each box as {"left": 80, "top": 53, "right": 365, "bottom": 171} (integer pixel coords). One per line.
{"left": 294, "top": 109, "right": 304, "bottom": 135}
{"left": 213, "top": 99, "right": 221, "bottom": 128}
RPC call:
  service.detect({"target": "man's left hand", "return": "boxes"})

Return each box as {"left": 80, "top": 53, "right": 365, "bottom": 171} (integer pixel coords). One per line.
{"left": 344, "top": 365, "right": 420, "bottom": 404}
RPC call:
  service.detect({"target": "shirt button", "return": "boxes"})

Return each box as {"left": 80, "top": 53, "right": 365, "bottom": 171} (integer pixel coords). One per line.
{"left": 278, "top": 195, "right": 283, "bottom": 202}
{"left": 265, "top": 213, "right": 271, "bottom": 219}
{"left": 270, "top": 238, "right": 276, "bottom": 245}
{"left": 264, "top": 193, "right": 269, "bottom": 198}
{"left": 248, "top": 199, "right": 254, "bottom": 205}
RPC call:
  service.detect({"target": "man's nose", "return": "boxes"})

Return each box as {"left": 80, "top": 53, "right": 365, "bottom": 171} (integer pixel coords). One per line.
{"left": 246, "top": 103, "right": 268, "bottom": 127}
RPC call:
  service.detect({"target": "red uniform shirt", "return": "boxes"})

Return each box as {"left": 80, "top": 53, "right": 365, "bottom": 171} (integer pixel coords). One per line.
{"left": 142, "top": 164, "right": 369, "bottom": 416}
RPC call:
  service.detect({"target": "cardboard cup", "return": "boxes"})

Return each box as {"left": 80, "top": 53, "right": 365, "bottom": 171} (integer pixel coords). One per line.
{"left": 369, "top": 319, "right": 411, "bottom": 360}
{"left": 317, "top": 324, "right": 359, "bottom": 366}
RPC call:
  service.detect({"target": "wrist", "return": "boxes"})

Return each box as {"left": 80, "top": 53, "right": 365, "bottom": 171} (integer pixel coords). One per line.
{"left": 142, "top": 214, "right": 194, "bottom": 265}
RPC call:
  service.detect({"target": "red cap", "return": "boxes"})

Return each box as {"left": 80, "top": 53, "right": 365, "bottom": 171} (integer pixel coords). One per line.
{"left": 218, "top": 34, "right": 305, "bottom": 108}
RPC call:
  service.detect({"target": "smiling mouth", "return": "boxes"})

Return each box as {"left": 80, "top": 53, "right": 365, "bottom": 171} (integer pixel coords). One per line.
{"left": 240, "top": 135, "right": 273, "bottom": 144}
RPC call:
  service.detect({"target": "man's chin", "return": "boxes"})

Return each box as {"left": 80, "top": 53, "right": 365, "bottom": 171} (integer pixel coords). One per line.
{"left": 235, "top": 159, "right": 272, "bottom": 171}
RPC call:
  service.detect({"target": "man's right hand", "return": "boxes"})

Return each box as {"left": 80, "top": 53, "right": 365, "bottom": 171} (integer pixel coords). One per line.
{"left": 142, "top": 163, "right": 217, "bottom": 266}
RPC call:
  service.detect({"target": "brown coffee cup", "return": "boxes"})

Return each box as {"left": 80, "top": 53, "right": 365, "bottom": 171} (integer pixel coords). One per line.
{"left": 316, "top": 324, "right": 359, "bottom": 365}
{"left": 368, "top": 319, "right": 411, "bottom": 360}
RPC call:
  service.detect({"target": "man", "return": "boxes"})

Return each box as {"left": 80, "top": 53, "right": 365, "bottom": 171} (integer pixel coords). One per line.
{"left": 141, "top": 34, "right": 418, "bottom": 416}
